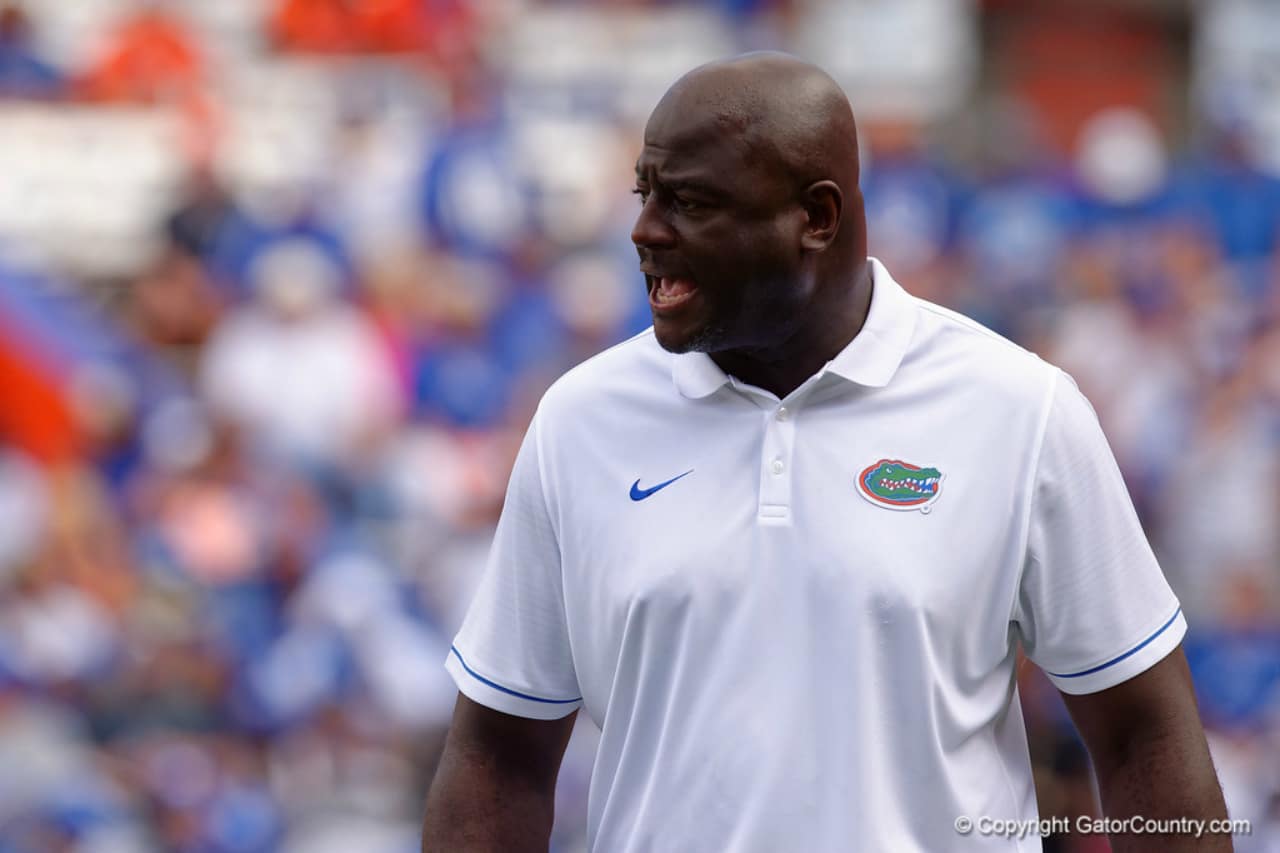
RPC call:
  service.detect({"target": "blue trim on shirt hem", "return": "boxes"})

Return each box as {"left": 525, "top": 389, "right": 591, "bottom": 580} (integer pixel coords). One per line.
{"left": 450, "top": 646, "right": 582, "bottom": 704}
{"left": 1048, "top": 607, "right": 1182, "bottom": 679}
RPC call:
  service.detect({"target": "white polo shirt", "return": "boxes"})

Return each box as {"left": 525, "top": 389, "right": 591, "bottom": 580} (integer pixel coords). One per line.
{"left": 447, "top": 258, "right": 1185, "bottom": 852}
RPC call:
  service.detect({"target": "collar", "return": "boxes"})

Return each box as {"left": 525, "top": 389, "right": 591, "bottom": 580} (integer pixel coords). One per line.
{"left": 671, "top": 257, "right": 917, "bottom": 399}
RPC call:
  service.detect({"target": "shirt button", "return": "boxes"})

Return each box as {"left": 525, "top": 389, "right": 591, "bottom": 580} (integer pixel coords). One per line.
{"left": 771, "top": 458, "right": 785, "bottom": 475}
{"left": 777, "top": 406, "right": 789, "bottom": 421}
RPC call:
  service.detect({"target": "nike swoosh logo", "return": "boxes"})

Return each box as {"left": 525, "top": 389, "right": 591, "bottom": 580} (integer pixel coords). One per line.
{"left": 629, "top": 470, "right": 693, "bottom": 501}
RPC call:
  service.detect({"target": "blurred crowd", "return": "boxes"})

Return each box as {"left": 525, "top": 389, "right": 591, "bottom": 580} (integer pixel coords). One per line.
{"left": 0, "top": 1, "right": 1277, "bottom": 852}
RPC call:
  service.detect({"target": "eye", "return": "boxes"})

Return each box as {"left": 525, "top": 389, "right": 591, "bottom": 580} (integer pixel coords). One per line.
{"left": 632, "top": 187, "right": 649, "bottom": 205}
{"left": 673, "top": 196, "right": 700, "bottom": 212}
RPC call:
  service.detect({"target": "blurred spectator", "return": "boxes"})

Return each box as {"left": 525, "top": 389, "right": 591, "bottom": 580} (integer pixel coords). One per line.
{"left": 953, "top": 131, "right": 1077, "bottom": 339}
{"left": 37, "top": 462, "right": 138, "bottom": 614}
{"left": 200, "top": 238, "right": 401, "bottom": 469}
{"left": 130, "top": 409, "right": 272, "bottom": 591}
{"left": 861, "top": 124, "right": 960, "bottom": 280}
{"left": 324, "top": 98, "right": 440, "bottom": 267}
{"left": 1075, "top": 107, "right": 1170, "bottom": 211}
{"left": 1174, "top": 127, "right": 1280, "bottom": 301}
{"left": 127, "top": 248, "right": 224, "bottom": 375}
{"left": 419, "top": 107, "right": 529, "bottom": 261}
{"left": 408, "top": 253, "right": 514, "bottom": 428}
{"left": 164, "top": 166, "right": 263, "bottom": 291}
{"left": 1157, "top": 369, "right": 1280, "bottom": 624}
{"left": 75, "top": 2, "right": 218, "bottom": 163}
{"left": 269, "top": 0, "right": 475, "bottom": 59}
{"left": 77, "top": 5, "right": 204, "bottom": 106}
{"left": 0, "top": 446, "right": 45, "bottom": 588}
{"left": 0, "top": 698, "right": 149, "bottom": 851}
{"left": 0, "top": 2, "right": 63, "bottom": 100}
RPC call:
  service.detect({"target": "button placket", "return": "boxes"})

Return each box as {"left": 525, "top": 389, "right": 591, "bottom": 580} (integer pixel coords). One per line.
{"left": 758, "top": 405, "right": 798, "bottom": 522}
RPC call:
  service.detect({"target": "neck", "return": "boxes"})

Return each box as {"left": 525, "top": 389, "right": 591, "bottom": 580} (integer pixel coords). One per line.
{"left": 710, "top": 262, "right": 873, "bottom": 399}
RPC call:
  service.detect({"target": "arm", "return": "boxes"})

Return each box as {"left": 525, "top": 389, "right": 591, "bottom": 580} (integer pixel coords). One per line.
{"left": 1060, "top": 645, "right": 1230, "bottom": 852}
{"left": 422, "top": 694, "right": 577, "bottom": 853}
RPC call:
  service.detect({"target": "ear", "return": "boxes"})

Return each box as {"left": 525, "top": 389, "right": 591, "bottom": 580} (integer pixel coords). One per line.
{"left": 800, "top": 180, "right": 842, "bottom": 252}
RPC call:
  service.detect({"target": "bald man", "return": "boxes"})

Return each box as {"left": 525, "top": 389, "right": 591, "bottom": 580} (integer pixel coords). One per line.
{"left": 422, "top": 54, "right": 1228, "bottom": 852}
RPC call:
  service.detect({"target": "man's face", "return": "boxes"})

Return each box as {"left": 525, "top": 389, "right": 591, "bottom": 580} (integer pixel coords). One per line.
{"left": 631, "top": 94, "right": 810, "bottom": 354}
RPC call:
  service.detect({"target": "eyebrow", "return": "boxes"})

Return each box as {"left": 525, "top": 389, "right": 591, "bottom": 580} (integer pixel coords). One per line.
{"left": 667, "top": 180, "right": 725, "bottom": 197}
{"left": 632, "top": 170, "right": 727, "bottom": 197}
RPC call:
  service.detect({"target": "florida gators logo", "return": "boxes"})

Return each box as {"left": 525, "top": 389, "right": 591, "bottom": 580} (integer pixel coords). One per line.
{"left": 857, "top": 459, "right": 944, "bottom": 513}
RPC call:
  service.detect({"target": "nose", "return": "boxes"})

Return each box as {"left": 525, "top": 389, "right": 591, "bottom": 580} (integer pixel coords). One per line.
{"left": 630, "top": 195, "right": 676, "bottom": 251}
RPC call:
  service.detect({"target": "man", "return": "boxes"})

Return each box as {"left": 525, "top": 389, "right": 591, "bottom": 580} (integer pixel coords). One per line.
{"left": 423, "top": 53, "right": 1229, "bottom": 851}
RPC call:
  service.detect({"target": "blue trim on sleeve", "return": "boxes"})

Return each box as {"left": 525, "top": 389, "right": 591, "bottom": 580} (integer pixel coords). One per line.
{"left": 450, "top": 646, "right": 582, "bottom": 704}
{"left": 1048, "top": 607, "right": 1182, "bottom": 679}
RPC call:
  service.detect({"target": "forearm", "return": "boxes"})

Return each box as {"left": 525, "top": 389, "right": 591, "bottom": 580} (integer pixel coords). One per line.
{"left": 1093, "top": 725, "right": 1231, "bottom": 852}
{"left": 422, "top": 746, "right": 556, "bottom": 853}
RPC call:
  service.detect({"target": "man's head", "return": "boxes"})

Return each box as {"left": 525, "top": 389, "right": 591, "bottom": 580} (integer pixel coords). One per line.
{"left": 631, "top": 52, "right": 866, "bottom": 355}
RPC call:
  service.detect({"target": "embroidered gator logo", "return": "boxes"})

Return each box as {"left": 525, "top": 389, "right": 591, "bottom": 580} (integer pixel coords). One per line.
{"left": 857, "top": 459, "right": 943, "bottom": 513}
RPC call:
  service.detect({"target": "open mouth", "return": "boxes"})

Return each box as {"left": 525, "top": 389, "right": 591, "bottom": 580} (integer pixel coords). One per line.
{"left": 646, "top": 275, "right": 698, "bottom": 313}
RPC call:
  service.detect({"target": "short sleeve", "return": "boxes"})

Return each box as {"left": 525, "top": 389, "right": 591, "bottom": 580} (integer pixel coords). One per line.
{"left": 1014, "top": 370, "right": 1185, "bottom": 695}
{"left": 446, "top": 411, "right": 582, "bottom": 719}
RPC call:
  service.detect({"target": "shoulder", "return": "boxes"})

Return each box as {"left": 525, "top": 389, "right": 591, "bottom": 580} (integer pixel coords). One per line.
{"left": 536, "top": 327, "right": 670, "bottom": 422}
{"left": 902, "top": 293, "right": 1061, "bottom": 411}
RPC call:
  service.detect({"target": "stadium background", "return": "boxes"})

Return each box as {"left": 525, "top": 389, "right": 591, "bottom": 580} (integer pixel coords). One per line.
{"left": 0, "top": 0, "right": 1277, "bottom": 850}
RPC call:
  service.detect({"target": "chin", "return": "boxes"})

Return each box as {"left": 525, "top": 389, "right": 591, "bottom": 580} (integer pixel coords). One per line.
{"left": 653, "top": 319, "right": 725, "bottom": 354}
{"left": 652, "top": 327, "right": 693, "bottom": 354}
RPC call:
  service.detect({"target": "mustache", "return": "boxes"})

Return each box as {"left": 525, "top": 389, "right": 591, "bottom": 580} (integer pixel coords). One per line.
{"left": 636, "top": 252, "right": 691, "bottom": 279}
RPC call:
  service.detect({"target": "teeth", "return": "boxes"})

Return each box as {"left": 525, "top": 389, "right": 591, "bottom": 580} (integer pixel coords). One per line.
{"left": 653, "top": 276, "right": 693, "bottom": 305}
